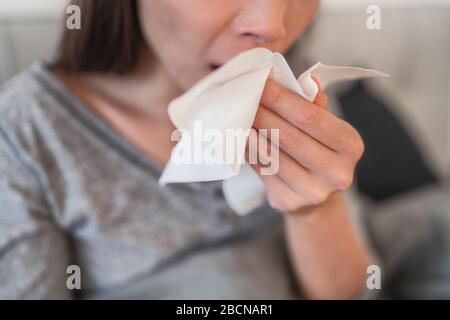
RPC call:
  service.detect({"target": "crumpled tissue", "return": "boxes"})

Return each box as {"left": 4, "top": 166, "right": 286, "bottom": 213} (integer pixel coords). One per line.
{"left": 159, "top": 47, "right": 388, "bottom": 215}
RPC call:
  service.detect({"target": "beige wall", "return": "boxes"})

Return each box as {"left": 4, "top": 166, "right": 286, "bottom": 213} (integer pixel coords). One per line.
{"left": 302, "top": 5, "right": 450, "bottom": 179}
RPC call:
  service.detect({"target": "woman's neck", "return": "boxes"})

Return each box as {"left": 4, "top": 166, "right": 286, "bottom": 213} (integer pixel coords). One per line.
{"left": 53, "top": 48, "right": 183, "bottom": 167}
{"left": 79, "top": 48, "right": 182, "bottom": 119}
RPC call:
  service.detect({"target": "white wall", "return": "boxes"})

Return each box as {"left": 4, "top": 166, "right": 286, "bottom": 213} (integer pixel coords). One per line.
{"left": 0, "top": 0, "right": 67, "bottom": 20}
{"left": 0, "top": 0, "right": 67, "bottom": 83}
{"left": 321, "top": 0, "right": 450, "bottom": 9}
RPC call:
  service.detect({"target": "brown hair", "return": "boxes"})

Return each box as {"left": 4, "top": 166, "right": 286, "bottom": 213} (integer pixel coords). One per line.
{"left": 53, "top": 0, "right": 143, "bottom": 74}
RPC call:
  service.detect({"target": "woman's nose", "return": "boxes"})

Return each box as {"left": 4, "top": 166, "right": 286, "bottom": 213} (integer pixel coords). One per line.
{"left": 232, "top": 0, "right": 287, "bottom": 45}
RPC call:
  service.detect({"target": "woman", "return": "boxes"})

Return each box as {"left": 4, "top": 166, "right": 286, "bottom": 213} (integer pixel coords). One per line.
{"left": 0, "top": 0, "right": 373, "bottom": 299}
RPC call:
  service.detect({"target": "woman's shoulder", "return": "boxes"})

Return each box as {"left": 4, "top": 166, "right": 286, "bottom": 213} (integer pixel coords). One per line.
{"left": 0, "top": 62, "right": 71, "bottom": 146}
{"left": 0, "top": 62, "right": 76, "bottom": 170}
{"left": 0, "top": 62, "right": 57, "bottom": 122}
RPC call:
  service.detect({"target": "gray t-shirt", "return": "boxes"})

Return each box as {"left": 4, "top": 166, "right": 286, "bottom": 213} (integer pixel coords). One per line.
{"left": 0, "top": 63, "right": 299, "bottom": 299}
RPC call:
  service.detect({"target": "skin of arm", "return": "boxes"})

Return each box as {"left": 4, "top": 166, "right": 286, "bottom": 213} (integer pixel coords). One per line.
{"left": 283, "top": 193, "right": 372, "bottom": 299}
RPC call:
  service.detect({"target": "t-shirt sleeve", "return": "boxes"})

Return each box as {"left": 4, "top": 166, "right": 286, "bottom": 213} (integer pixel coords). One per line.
{"left": 0, "top": 125, "right": 73, "bottom": 299}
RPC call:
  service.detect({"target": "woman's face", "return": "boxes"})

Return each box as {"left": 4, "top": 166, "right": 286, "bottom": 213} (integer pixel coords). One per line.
{"left": 138, "top": 0, "right": 320, "bottom": 91}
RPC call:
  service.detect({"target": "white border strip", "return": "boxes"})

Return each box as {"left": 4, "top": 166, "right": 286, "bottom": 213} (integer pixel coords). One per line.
{"left": 321, "top": 0, "right": 450, "bottom": 10}
{"left": 1, "top": 0, "right": 450, "bottom": 21}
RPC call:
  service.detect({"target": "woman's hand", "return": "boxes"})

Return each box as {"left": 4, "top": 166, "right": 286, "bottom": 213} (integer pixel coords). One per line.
{"left": 248, "top": 79, "right": 371, "bottom": 299}
{"left": 249, "top": 78, "right": 364, "bottom": 214}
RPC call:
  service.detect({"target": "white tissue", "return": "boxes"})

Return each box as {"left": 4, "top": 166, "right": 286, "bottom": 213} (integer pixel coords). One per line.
{"left": 159, "top": 47, "right": 388, "bottom": 215}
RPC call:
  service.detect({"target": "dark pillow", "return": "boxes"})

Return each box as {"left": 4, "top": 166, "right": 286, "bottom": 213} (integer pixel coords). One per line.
{"left": 337, "top": 81, "right": 437, "bottom": 201}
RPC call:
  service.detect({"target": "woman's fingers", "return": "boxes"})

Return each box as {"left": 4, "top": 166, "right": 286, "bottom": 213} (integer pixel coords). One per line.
{"left": 312, "top": 76, "right": 328, "bottom": 109}
{"left": 245, "top": 146, "right": 311, "bottom": 212}
{"left": 261, "top": 79, "right": 364, "bottom": 158}
{"left": 256, "top": 172, "right": 310, "bottom": 213}
{"left": 246, "top": 130, "right": 346, "bottom": 208}
{"left": 249, "top": 78, "right": 364, "bottom": 212}
{"left": 253, "top": 105, "right": 343, "bottom": 179}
